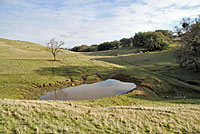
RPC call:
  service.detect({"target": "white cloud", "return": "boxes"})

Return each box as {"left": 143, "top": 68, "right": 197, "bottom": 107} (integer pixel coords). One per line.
{"left": 0, "top": 0, "right": 199, "bottom": 48}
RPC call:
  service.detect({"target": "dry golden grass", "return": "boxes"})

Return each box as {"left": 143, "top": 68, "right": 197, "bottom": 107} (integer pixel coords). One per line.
{"left": 1, "top": 99, "right": 200, "bottom": 133}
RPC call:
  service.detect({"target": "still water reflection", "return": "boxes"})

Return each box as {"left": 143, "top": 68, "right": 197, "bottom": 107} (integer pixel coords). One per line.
{"left": 40, "top": 79, "right": 136, "bottom": 100}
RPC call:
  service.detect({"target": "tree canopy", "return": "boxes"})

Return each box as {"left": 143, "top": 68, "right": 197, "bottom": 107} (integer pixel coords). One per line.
{"left": 175, "top": 16, "right": 200, "bottom": 71}
{"left": 133, "top": 31, "right": 169, "bottom": 51}
{"left": 71, "top": 45, "right": 97, "bottom": 52}
{"left": 97, "top": 42, "right": 118, "bottom": 51}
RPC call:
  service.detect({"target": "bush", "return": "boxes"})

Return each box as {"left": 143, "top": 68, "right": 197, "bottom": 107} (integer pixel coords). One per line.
{"left": 119, "top": 38, "right": 132, "bottom": 48}
{"left": 155, "top": 30, "right": 173, "bottom": 41}
{"left": 71, "top": 45, "right": 97, "bottom": 52}
{"left": 97, "top": 42, "right": 118, "bottom": 51}
{"left": 133, "top": 32, "right": 169, "bottom": 51}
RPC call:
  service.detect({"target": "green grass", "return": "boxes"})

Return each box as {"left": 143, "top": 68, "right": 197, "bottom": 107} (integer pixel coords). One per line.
{"left": 88, "top": 44, "right": 200, "bottom": 97}
{"left": 0, "top": 38, "right": 122, "bottom": 99}
{"left": 0, "top": 38, "right": 200, "bottom": 133}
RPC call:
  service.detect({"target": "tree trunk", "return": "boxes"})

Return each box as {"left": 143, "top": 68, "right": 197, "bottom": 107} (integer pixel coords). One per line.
{"left": 179, "top": 62, "right": 184, "bottom": 68}
{"left": 194, "top": 60, "right": 199, "bottom": 72}
{"left": 53, "top": 53, "right": 56, "bottom": 61}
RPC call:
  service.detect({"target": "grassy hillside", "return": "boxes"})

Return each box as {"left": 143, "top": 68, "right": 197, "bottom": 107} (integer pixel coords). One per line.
{"left": 0, "top": 38, "right": 122, "bottom": 99}
{"left": 87, "top": 45, "right": 200, "bottom": 98}
{"left": 0, "top": 38, "right": 200, "bottom": 133}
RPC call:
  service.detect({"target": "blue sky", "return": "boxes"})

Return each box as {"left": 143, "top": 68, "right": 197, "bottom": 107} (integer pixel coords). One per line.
{"left": 0, "top": 0, "right": 200, "bottom": 48}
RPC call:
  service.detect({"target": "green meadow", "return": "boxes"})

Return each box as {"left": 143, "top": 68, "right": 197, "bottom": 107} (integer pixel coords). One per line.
{"left": 0, "top": 38, "right": 200, "bottom": 133}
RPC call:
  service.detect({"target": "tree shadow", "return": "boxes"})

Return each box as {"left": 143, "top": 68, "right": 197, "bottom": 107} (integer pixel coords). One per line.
{"left": 34, "top": 65, "right": 119, "bottom": 78}
{"left": 83, "top": 47, "right": 142, "bottom": 57}
{"left": 6, "top": 59, "right": 63, "bottom": 62}
{"left": 126, "top": 95, "right": 200, "bottom": 104}
{"left": 92, "top": 50, "right": 176, "bottom": 66}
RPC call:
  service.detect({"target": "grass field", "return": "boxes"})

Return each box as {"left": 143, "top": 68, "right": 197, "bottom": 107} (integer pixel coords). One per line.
{"left": 0, "top": 38, "right": 200, "bottom": 133}
{"left": 0, "top": 38, "right": 123, "bottom": 99}
{"left": 1, "top": 99, "right": 200, "bottom": 133}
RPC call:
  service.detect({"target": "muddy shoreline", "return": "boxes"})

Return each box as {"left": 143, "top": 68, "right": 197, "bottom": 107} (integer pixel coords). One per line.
{"left": 29, "top": 73, "right": 141, "bottom": 100}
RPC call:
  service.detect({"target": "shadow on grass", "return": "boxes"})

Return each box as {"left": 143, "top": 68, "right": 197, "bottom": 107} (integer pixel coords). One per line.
{"left": 126, "top": 94, "right": 200, "bottom": 104}
{"left": 160, "top": 98, "right": 200, "bottom": 104}
{"left": 83, "top": 46, "right": 144, "bottom": 57}
{"left": 124, "top": 80, "right": 200, "bottom": 105}
{"left": 34, "top": 65, "right": 119, "bottom": 77}
{"left": 4, "top": 59, "right": 64, "bottom": 63}
{"left": 89, "top": 93, "right": 200, "bottom": 106}
{"left": 92, "top": 50, "right": 176, "bottom": 66}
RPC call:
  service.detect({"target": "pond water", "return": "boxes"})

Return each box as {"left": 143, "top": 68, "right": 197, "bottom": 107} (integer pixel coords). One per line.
{"left": 39, "top": 79, "right": 136, "bottom": 100}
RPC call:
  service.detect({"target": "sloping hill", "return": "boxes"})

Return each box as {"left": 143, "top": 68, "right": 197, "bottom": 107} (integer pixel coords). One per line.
{"left": 0, "top": 38, "right": 122, "bottom": 99}
{"left": 87, "top": 45, "right": 200, "bottom": 98}
{"left": 0, "top": 38, "right": 200, "bottom": 133}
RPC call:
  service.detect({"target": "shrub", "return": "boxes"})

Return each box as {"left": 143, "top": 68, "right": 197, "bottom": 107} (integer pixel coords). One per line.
{"left": 71, "top": 45, "right": 97, "bottom": 52}
{"left": 133, "top": 32, "right": 169, "bottom": 51}
{"left": 97, "top": 42, "right": 117, "bottom": 51}
{"left": 119, "top": 38, "right": 132, "bottom": 48}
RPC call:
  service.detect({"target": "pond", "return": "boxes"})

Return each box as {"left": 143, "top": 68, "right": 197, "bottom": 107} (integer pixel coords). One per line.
{"left": 39, "top": 79, "right": 136, "bottom": 100}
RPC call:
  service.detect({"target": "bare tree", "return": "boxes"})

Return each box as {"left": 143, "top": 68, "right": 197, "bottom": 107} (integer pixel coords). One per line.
{"left": 47, "top": 38, "right": 65, "bottom": 61}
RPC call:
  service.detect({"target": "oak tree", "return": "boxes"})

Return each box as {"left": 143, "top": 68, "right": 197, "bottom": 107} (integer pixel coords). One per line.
{"left": 175, "top": 16, "right": 200, "bottom": 71}
{"left": 47, "top": 38, "right": 64, "bottom": 61}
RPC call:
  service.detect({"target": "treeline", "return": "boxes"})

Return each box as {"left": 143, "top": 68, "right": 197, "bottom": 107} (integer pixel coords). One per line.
{"left": 70, "top": 44, "right": 98, "bottom": 52}
{"left": 70, "top": 30, "right": 173, "bottom": 52}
